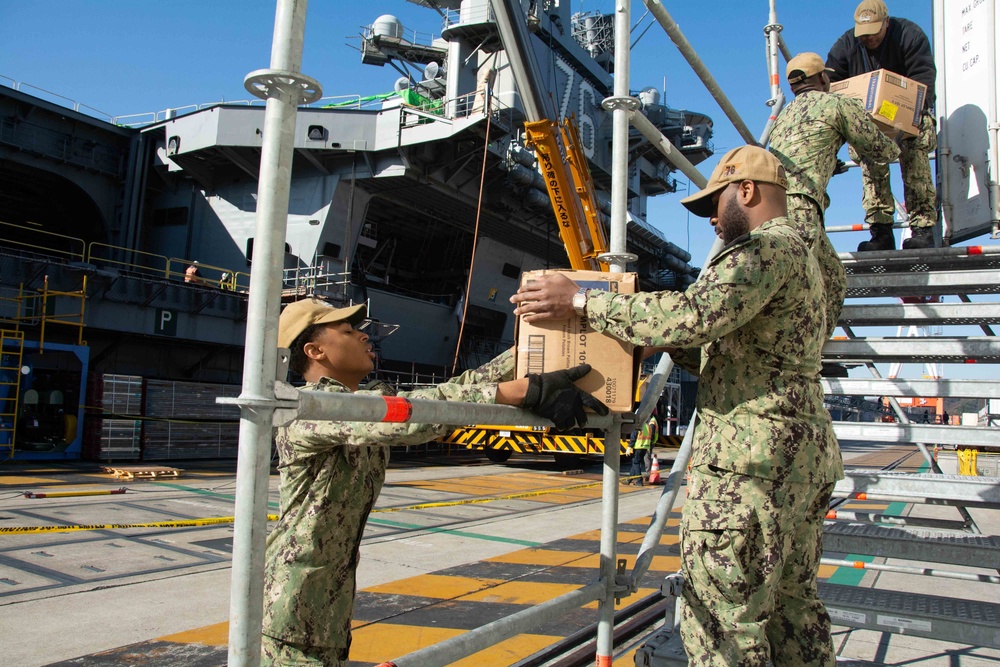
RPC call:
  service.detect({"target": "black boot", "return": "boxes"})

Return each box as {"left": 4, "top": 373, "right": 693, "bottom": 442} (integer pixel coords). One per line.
{"left": 821, "top": 363, "right": 849, "bottom": 378}
{"left": 857, "top": 224, "right": 896, "bottom": 251}
{"left": 902, "top": 226, "right": 936, "bottom": 250}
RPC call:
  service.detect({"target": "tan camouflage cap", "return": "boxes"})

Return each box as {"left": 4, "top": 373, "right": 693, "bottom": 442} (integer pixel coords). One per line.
{"left": 786, "top": 52, "right": 834, "bottom": 85}
{"left": 854, "top": 0, "right": 888, "bottom": 36}
{"left": 680, "top": 145, "right": 788, "bottom": 218}
{"left": 278, "top": 298, "right": 367, "bottom": 348}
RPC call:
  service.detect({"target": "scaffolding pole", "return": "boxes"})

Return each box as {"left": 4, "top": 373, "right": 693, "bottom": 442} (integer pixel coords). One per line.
{"left": 641, "top": 0, "right": 758, "bottom": 146}
{"left": 226, "top": 1, "right": 322, "bottom": 665}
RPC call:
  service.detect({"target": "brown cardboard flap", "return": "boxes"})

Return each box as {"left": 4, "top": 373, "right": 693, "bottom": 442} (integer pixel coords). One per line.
{"left": 515, "top": 269, "right": 640, "bottom": 413}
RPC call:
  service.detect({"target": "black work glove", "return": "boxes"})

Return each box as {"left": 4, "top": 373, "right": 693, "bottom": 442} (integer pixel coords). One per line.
{"left": 522, "top": 363, "right": 610, "bottom": 430}
{"left": 833, "top": 159, "right": 848, "bottom": 176}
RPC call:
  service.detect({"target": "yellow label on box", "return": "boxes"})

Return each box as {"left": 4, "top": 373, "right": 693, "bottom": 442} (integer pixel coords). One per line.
{"left": 877, "top": 100, "right": 898, "bottom": 121}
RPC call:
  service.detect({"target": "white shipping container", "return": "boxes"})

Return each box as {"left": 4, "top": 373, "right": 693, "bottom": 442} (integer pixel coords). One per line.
{"left": 933, "top": 0, "right": 1000, "bottom": 243}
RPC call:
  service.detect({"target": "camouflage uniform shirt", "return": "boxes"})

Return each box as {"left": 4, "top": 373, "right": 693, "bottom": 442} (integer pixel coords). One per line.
{"left": 585, "top": 219, "right": 842, "bottom": 484}
{"left": 263, "top": 350, "right": 514, "bottom": 651}
{"left": 769, "top": 90, "right": 899, "bottom": 333}
{"left": 769, "top": 90, "right": 899, "bottom": 216}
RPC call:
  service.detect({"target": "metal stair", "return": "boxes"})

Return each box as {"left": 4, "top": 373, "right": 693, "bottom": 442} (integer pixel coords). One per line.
{"left": 633, "top": 248, "right": 1000, "bottom": 667}
{"left": 635, "top": 247, "right": 1000, "bottom": 666}
{"left": 819, "top": 245, "right": 1000, "bottom": 655}
{"left": 822, "top": 522, "right": 1000, "bottom": 568}
{"left": 819, "top": 583, "right": 1000, "bottom": 649}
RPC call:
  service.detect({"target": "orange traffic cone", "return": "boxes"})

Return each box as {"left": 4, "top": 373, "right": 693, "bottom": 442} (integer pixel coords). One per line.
{"left": 648, "top": 455, "right": 661, "bottom": 484}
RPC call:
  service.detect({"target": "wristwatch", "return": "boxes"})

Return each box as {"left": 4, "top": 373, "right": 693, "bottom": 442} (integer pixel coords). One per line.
{"left": 572, "top": 287, "right": 590, "bottom": 316}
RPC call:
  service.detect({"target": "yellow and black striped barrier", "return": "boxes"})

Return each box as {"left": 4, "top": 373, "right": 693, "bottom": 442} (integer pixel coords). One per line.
{"left": 437, "top": 427, "right": 682, "bottom": 456}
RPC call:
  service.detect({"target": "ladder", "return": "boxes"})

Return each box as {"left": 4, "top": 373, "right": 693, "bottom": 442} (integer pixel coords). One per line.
{"left": 636, "top": 245, "right": 1000, "bottom": 665}
{"left": 0, "top": 328, "right": 25, "bottom": 457}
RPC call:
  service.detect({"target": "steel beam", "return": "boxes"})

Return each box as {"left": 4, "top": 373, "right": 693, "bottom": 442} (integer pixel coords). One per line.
{"left": 823, "top": 522, "right": 1000, "bottom": 568}
{"left": 839, "top": 301, "right": 1000, "bottom": 327}
{"left": 822, "top": 377, "right": 1000, "bottom": 399}
{"left": 832, "top": 422, "right": 1000, "bottom": 447}
{"left": 823, "top": 337, "right": 1000, "bottom": 363}
{"left": 819, "top": 583, "right": 1000, "bottom": 649}
{"left": 844, "top": 269, "right": 1000, "bottom": 298}
{"left": 835, "top": 471, "right": 1000, "bottom": 507}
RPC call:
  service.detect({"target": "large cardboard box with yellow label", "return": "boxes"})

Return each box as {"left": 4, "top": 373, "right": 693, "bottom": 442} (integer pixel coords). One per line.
{"left": 830, "top": 69, "right": 927, "bottom": 137}
{"left": 515, "top": 269, "right": 639, "bottom": 413}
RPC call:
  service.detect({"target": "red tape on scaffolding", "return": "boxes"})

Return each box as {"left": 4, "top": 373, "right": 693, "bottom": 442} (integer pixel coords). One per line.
{"left": 382, "top": 396, "right": 413, "bottom": 422}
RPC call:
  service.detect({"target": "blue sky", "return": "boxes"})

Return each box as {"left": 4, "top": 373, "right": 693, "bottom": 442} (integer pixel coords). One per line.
{"left": 6, "top": 0, "right": 978, "bottom": 381}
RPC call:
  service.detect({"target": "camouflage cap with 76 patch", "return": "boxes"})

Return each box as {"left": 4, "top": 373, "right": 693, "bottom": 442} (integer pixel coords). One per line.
{"left": 680, "top": 145, "right": 788, "bottom": 218}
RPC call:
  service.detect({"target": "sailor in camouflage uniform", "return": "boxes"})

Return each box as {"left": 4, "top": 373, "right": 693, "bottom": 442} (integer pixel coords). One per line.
{"left": 827, "top": 0, "right": 939, "bottom": 251}
{"left": 769, "top": 52, "right": 900, "bottom": 333}
{"left": 511, "top": 146, "right": 843, "bottom": 666}
{"left": 262, "top": 298, "right": 603, "bottom": 666}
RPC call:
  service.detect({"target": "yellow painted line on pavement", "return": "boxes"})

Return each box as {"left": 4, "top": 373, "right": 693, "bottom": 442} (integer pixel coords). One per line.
{"left": 453, "top": 632, "right": 563, "bottom": 667}
{"left": 583, "top": 586, "right": 661, "bottom": 610}
{"left": 0, "top": 476, "right": 78, "bottom": 486}
{"left": 488, "top": 549, "right": 681, "bottom": 573}
{"left": 350, "top": 623, "right": 463, "bottom": 663}
{"left": 365, "top": 574, "right": 504, "bottom": 600}
{"left": 372, "top": 478, "right": 607, "bottom": 514}
{"left": 398, "top": 472, "right": 580, "bottom": 495}
{"left": 463, "top": 580, "right": 582, "bottom": 605}
{"left": 350, "top": 623, "right": 559, "bottom": 667}
{"left": 158, "top": 621, "right": 229, "bottom": 646}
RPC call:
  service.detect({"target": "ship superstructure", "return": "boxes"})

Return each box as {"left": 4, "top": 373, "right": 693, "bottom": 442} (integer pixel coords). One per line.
{"left": 0, "top": 0, "right": 711, "bottom": 460}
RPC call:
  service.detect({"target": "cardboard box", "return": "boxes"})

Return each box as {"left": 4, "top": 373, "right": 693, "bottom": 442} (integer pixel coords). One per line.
{"left": 515, "top": 269, "right": 639, "bottom": 413}
{"left": 830, "top": 69, "right": 927, "bottom": 137}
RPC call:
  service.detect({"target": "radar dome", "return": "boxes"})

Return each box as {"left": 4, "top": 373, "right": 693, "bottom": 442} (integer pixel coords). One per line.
{"left": 372, "top": 15, "right": 404, "bottom": 40}
{"left": 638, "top": 86, "right": 661, "bottom": 107}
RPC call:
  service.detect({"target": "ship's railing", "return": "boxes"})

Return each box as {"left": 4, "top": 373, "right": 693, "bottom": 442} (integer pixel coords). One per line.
{"left": 0, "top": 221, "right": 85, "bottom": 263}
{"left": 0, "top": 223, "right": 249, "bottom": 293}
{"left": 85, "top": 242, "right": 249, "bottom": 290}
{"left": 400, "top": 90, "right": 515, "bottom": 128}
{"left": 165, "top": 257, "right": 247, "bottom": 291}
{"left": 362, "top": 23, "right": 439, "bottom": 51}
{"left": 4, "top": 75, "right": 415, "bottom": 130}
{"left": 87, "top": 243, "right": 168, "bottom": 276}
{"left": 376, "top": 367, "right": 450, "bottom": 390}
{"left": 442, "top": 3, "right": 495, "bottom": 28}
{"left": 0, "top": 76, "right": 114, "bottom": 123}
{"left": 281, "top": 264, "right": 351, "bottom": 298}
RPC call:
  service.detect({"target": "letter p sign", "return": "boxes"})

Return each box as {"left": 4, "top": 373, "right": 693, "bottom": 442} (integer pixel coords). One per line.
{"left": 156, "top": 308, "right": 177, "bottom": 336}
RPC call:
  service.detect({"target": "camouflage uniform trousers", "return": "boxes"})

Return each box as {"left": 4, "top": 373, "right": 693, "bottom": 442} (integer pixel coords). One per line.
{"left": 261, "top": 634, "right": 350, "bottom": 666}
{"left": 785, "top": 195, "right": 846, "bottom": 336}
{"left": 856, "top": 113, "right": 937, "bottom": 228}
{"left": 680, "top": 464, "right": 836, "bottom": 667}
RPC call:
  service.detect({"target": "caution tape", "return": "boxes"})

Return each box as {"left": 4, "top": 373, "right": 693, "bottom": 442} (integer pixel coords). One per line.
{"left": 0, "top": 514, "right": 280, "bottom": 535}
{"left": 5, "top": 474, "right": 647, "bottom": 533}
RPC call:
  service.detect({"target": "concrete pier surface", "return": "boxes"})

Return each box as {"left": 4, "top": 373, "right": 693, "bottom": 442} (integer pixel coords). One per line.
{"left": 1, "top": 443, "right": 997, "bottom": 666}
